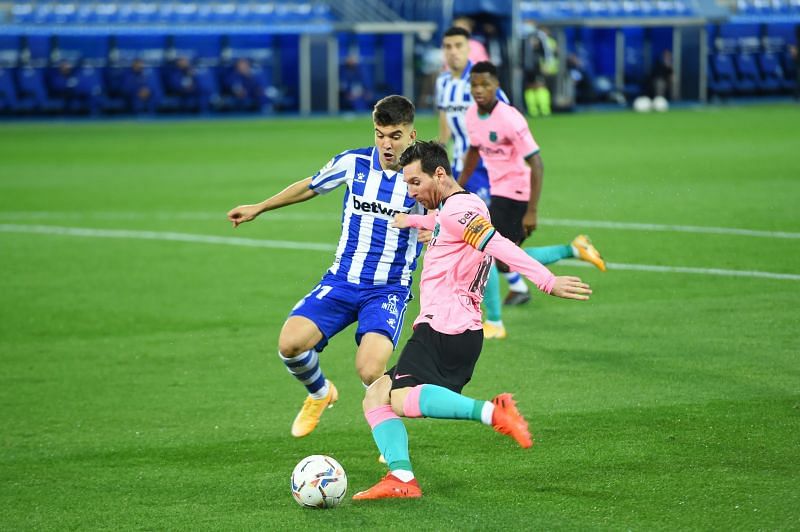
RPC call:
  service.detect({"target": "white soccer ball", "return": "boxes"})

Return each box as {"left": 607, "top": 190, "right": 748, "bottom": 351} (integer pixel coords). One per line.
{"left": 652, "top": 95, "right": 669, "bottom": 112}
{"left": 633, "top": 95, "right": 653, "bottom": 113}
{"left": 290, "top": 455, "right": 347, "bottom": 509}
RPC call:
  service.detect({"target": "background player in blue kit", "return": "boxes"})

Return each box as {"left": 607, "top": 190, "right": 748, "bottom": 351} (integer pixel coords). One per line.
{"left": 227, "top": 95, "right": 425, "bottom": 437}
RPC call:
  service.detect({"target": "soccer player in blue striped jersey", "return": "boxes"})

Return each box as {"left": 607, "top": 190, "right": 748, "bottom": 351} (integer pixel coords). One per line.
{"left": 437, "top": 25, "right": 509, "bottom": 205}
{"left": 227, "top": 95, "right": 425, "bottom": 438}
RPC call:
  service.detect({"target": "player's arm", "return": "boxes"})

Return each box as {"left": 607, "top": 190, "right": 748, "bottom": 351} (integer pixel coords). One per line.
{"left": 393, "top": 212, "right": 436, "bottom": 231}
{"left": 438, "top": 111, "right": 451, "bottom": 145}
{"left": 458, "top": 146, "right": 481, "bottom": 188}
{"left": 453, "top": 213, "right": 591, "bottom": 300}
{"left": 522, "top": 151, "right": 543, "bottom": 235}
{"left": 227, "top": 177, "right": 317, "bottom": 228}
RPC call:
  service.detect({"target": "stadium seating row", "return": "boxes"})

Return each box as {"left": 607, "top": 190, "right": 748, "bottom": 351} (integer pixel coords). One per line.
{"left": 735, "top": 0, "right": 800, "bottom": 15}
{"left": 707, "top": 23, "right": 798, "bottom": 96}
{"left": 5, "top": 1, "right": 334, "bottom": 26}
{"left": 0, "top": 61, "right": 284, "bottom": 115}
{"left": 520, "top": 0, "right": 697, "bottom": 20}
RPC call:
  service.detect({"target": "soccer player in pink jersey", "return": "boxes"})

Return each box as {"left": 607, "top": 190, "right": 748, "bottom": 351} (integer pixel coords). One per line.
{"left": 460, "top": 61, "right": 605, "bottom": 339}
{"left": 352, "top": 141, "right": 591, "bottom": 501}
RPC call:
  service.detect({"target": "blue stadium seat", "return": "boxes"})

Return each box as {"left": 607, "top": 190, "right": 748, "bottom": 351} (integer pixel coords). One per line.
{"left": 708, "top": 54, "right": 737, "bottom": 97}
{"left": 0, "top": 67, "right": 37, "bottom": 113}
{"left": 733, "top": 53, "right": 762, "bottom": 92}
{"left": 16, "top": 67, "right": 62, "bottom": 112}
{"left": 11, "top": 3, "right": 34, "bottom": 24}
{"left": 756, "top": 53, "right": 784, "bottom": 92}
{"left": 780, "top": 49, "right": 798, "bottom": 91}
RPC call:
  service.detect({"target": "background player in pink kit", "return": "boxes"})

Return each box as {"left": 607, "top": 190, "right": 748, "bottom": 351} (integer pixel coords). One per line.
{"left": 460, "top": 61, "right": 605, "bottom": 339}
{"left": 352, "top": 141, "right": 591, "bottom": 501}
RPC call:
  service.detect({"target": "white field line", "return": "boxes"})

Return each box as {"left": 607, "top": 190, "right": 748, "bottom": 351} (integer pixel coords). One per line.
{"left": 0, "top": 211, "right": 797, "bottom": 239}
{"left": 2, "top": 224, "right": 799, "bottom": 282}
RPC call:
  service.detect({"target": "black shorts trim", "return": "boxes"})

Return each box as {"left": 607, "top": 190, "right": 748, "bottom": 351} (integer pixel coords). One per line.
{"left": 386, "top": 323, "right": 483, "bottom": 394}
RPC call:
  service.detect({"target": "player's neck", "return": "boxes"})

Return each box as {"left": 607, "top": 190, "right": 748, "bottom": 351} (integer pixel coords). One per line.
{"left": 438, "top": 178, "right": 464, "bottom": 204}
{"left": 477, "top": 99, "right": 499, "bottom": 115}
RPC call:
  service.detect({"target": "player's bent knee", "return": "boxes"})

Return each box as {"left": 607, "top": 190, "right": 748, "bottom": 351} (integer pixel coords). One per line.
{"left": 389, "top": 387, "right": 411, "bottom": 417}
{"left": 278, "top": 317, "right": 322, "bottom": 356}
{"left": 277, "top": 336, "right": 307, "bottom": 357}
{"left": 362, "top": 375, "right": 392, "bottom": 412}
{"left": 357, "top": 363, "right": 385, "bottom": 386}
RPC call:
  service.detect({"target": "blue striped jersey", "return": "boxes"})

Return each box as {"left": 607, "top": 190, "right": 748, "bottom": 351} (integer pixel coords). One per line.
{"left": 308, "top": 146, "right": 424, "bottom": 287}
{"left": 436, "top": 61, "right": 509, "bottom": 172}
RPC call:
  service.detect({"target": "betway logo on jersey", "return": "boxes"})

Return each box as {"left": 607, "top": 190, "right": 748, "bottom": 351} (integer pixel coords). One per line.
{"left": 443, "top": 104, "right": 471, "bottom": 113}
{"left": 351, "top": 197, "right": 409, "bottom": 219}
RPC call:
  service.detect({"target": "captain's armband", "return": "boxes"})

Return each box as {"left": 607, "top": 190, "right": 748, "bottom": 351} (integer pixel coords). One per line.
{"left": 462, "top": 215, "right": 496, "bottom": 251}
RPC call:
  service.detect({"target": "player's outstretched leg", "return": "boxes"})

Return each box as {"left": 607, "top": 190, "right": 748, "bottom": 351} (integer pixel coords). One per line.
{"left": 491, "top": 393, "right": 533, "bottom": 448}
{"left": 571, "top": 234, "right": 607, "bottom": 272}
{"left": 402, "top": 384, "right": 532, "bottom": 448}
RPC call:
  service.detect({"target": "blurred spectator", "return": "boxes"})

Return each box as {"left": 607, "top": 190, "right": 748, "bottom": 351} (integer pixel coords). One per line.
{"left": 523, "top": 24, "right": 557, "bottom": 117}
{"left": 452, "top": 16, "right": 489, "bottom": 64}
{"left": 339, "top": 54, "right": 371, "bottom": 112}
{"left": 225, "top": 58, "right": 269, "bottom": 112}
{"left": 567, "top": 53, "right": 594, "bottom": 104}
{"left": 49, "top": 60, "right": 102, "bottom": 115}
{"left": 480, "top": 22, "right": 505, "bottom": 71}
{"left": 649, "top": 49, "right": 674, "bottom": 100}
{"left": 122, "top": 58, "right": 159, "bottom": 114}
{"left": 164, "top": 56, "right": 200, "bottom": 111}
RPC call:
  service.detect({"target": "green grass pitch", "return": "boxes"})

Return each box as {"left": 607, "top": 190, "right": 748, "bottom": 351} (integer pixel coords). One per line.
{"left": 1, "top": 104, "right": 799, "bottom": 530}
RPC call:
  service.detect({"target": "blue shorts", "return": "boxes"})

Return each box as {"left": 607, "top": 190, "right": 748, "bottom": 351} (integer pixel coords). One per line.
{"left": 289, "top": 272, "right": 412, "bottom": 352}
{"left": 454, "top": 166, "right": 491, "bottom": 206}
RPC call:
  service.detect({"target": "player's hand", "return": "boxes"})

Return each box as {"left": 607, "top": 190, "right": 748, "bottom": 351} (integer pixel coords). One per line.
{"left": 417, "top": 229, "right": 433, "bottom": 244}
{"left": 550, "top": 276, "right": 592, "bottom": 300}
{"left": 522, "top": 211, "right": 538, "bottom": 236}
{"left": 391, "top": 213, "right": 410, "bottom": 229}
{"left": 227, "top": 204, "right": 260, "bottom": 228}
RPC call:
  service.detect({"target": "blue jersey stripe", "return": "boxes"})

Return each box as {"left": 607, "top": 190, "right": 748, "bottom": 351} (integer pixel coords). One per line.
{"left": 310, "top": 169, "right": 347, "bottom": 191}
{"left": 336, "top": 213, "right": 362, "bottom": 276}
{"left": 352, "top": 158, "right": 370, "bottom": 196}
{"left": 376, "top": 174, "right": 397, "bottom": 203}
{"left": 359, "top": 218, "right": 388, "bottom": 283}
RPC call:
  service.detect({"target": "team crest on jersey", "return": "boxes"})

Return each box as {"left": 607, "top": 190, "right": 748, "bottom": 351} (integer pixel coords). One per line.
{"left": 381, "top": 294, "right": 400, "bottom": 317}
{"left": 489, "top": 131, "right": 498, "bottom": 142}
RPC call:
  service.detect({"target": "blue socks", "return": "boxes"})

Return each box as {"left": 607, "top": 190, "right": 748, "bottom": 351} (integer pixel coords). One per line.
{"left": 279, "top": 349, "right": 327, "bottom": 398}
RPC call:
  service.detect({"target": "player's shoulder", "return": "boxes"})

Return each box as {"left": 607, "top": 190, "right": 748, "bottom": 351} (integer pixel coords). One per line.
{"left": 436, "top": 70, "right": 452, "bottom": 83}
{"left": 498, "top": 100, "right": 524, "bottom": 118}
{"left": 330, "top": 146, "right": 373, "bottom": 166}
{"left": 442, "top": 191, "right": 486, "bottom": 216}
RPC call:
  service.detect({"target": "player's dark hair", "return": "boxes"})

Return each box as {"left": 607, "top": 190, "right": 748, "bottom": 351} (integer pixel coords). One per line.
{"left": 471, "top": 61, "right": 499, "bottom": 80}
{"left": 373, "top": 95, "right": 415, "bottom": 126}
{"left": 398, "top": 140, "right": 452, "bottom": 177}
{"left": 443, "top": 26, "right": 471, "bottom": 39}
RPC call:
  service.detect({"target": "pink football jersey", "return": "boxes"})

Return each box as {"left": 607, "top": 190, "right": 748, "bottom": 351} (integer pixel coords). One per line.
{"left": 465, "top": 101, "right": 539, "bottom": 201}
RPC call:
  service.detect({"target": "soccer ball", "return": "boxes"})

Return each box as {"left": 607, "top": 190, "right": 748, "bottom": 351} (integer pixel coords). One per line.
{"left": 633, "top": 96, "right": 653, "bottom": 113}
{"left": 290, "top": 455, "right": 347, "bottom": 509}
{"left": 652, "top": 95, "right": 669, "bottom": 112}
